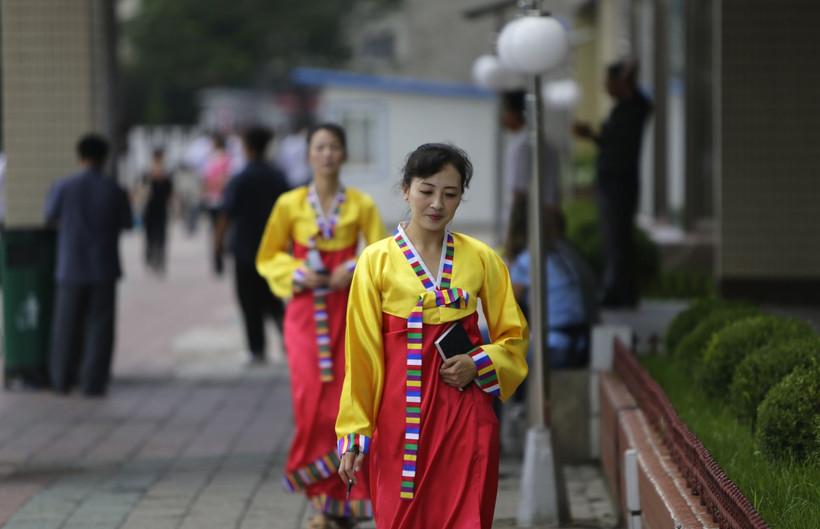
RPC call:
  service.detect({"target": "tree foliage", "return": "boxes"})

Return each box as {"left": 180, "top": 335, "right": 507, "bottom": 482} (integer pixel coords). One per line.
{"left": 121, "top": 0, "right": 383, "bottom": 124}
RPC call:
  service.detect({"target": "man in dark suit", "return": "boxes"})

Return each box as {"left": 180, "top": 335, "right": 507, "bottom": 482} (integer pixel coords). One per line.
{"left": 45, "top": 133, "right": 133, "bottom": 396}
{"left": 216, "top": 126, "right": 290, "bottom": 364}
{"left": 574, "top": 61, "right": 652, "bottom": 308}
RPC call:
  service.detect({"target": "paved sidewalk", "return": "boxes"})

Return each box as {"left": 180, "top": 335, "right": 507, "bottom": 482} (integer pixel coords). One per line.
{"left": 0, "top": 225, "right": 614, "bottom": 529}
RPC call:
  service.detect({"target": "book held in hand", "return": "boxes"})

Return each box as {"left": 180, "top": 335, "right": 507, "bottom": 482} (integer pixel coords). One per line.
{"left": 434, "top": 320, "right": 478, "bottom": 361}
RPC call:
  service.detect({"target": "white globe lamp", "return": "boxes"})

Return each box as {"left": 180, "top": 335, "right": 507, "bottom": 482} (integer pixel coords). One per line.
{"left": 497, "top": 17, "right": 528, "bottom": 72}
{"left": 471, "top": 54, "right": 525, "bottom": 91}
{"left": 497, "top": 15, "right": 568, "bottom": 74}
{"left": 543, "top": 78, "right": 580, "bottom": 109}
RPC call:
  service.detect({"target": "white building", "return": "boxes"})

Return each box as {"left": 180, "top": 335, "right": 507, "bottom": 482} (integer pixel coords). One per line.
{"left": 291, "top": 67, "right": 500, "bottom": 236}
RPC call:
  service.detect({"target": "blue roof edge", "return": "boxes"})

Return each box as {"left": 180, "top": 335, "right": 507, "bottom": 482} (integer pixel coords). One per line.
{"left": 291, "top": 67, "right": 494, "bottom": 100}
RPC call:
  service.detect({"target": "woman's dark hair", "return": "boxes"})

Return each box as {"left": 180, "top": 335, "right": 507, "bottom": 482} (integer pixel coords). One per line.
{"left": 76, "top": 133, "right": 109, "bottom": 165}
{"left": 401, "top": 143, "right": 473, "bottom": 192}
{"left": 307, "top": 122, "right": 347, "bottom": 152}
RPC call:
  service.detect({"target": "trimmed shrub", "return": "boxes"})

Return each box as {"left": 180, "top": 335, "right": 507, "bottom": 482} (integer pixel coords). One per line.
{"left": 730, "top": 337, "right": 820, "bottom": 424}
{"left": 696, "top": 316, "right": 816, "bottom": 398}
{"left": 673, "top": 306, "right": 760, "bottom": 367}
{"left": 756, "top": 360, "right": 820, "bottom": 462}
{"left": 665, "top": 297, "right": 732, "bottom": 354}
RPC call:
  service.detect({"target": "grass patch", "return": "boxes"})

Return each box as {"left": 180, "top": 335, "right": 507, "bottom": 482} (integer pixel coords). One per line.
{"left": 641, "top": 356, "right": 820, "bottom": 529}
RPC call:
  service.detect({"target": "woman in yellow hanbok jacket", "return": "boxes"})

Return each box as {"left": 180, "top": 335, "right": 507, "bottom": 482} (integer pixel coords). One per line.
{"left": 257, "top": 123, "right": 386, "bottom": 529}
{"left": 337, "top": 143, "right": 529, "bottom": 529}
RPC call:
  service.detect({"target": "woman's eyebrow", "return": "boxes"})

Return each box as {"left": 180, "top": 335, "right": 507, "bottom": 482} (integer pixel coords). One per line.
{"left": 419, "top": 181, "right": 459, "bottom": 190}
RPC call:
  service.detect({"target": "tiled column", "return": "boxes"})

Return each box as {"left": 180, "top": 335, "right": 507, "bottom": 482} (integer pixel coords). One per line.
{"left": 1, "top": 0, "right": 114, "bottom": 228}
{"left": 717, "top": 0, "right": 820, "bottom": 302}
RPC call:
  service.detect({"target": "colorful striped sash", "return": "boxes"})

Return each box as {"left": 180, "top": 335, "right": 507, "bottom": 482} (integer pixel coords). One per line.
{"left": 305, "top": 186, "right": 345, "bottom": 382}
{"left": 313, "top": 284, "right": 333, "bottom": 382}
{"left": 304, "top": 237, "right": 334, "bottom": 382}
{"left": 394, "top": 226, "right": 469, "bottom": 500}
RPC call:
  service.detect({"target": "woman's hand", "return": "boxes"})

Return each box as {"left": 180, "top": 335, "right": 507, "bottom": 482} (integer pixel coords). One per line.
{"left": 338, "top": 450, "right": 366, "bottom": 485}
{"left": 301, "top": 269, "right": 330, "bottom": 290}
{"left": 328, "top": 263, "right": 354, "bottom": 290}
{"left": 439, "top": 354, "right": 478, "bottom": 389}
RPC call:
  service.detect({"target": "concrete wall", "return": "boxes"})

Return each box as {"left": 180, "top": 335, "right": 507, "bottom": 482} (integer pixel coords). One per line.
{"left": 717, "top": 0, "right": 820, "bottom": 299}
{"left": 1, "top": 0, "right": 114, "bottom": 228}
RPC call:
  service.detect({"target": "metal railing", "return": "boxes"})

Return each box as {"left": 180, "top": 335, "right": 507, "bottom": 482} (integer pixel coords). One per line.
{"left": 612, "top": 338, "right": 770, "bottom": 529}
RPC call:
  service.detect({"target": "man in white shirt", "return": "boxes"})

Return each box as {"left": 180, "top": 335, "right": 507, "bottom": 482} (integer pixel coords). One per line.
{"left": 500, "top": 90, "right": 560, "bottom": 260}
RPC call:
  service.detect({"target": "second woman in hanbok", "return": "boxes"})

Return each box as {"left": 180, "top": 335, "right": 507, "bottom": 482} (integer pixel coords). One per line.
{"left": 257, "top": 123, "right": 386, "bottom": 529}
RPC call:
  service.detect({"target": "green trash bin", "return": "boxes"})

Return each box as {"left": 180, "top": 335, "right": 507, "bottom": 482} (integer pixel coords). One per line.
{"left": 1, "top": 228, "right": 56, "bottom": 389}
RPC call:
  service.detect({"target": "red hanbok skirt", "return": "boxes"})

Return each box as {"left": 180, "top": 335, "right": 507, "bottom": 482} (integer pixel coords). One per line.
{"left": 283, "top": 243, "right": 371, "bottom": 517}
{"left": 370, "top": 311, "right": 499, "bottom": 528}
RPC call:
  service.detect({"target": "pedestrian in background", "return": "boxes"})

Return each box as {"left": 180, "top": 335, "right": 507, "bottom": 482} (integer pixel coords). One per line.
{"left": 257, "top": 123, "right": 386, "bottom": 529}
{"left": 44, "top": 133, "right": 133, "bottom": 397}
{"left": 202, "top": 133, "right": 231, "bottom": 275}
{"left": 276, "top": 116, "right": 312, "bottom": 188}
{"left": 574, "top": 60, "right": 652, "bottom": 308}
{"left": 509, "top": 209, "right": 599, "bottom": 368}
{"left": 337, "top": 143, "right": 528, "bottom": 529}
{"left": 142, "top": 147, "right": 174, "bottom": 274}
{"left": 499, "top": 90, "right": 561, "bottom": 261}
{"left": 215, "top": 126, "right": 290, "bottom": 365}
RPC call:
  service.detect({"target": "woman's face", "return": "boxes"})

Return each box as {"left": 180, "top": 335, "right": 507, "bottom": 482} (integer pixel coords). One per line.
{"left": 403, "top": 164, "right": 463, "bottom": 233}
{"left": 308, "top": 129, "right": 346, "bottom": 178}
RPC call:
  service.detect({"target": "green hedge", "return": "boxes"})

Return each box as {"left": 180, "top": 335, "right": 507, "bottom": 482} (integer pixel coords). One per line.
{"left": 756, "top": 360, "right": 820, "bottom": 462}
{"left": 696, "top": 316, "right": 816, "bottom": 398}
{"left": 665, "top": 297, "right": 732, "bottom": 353}
{"left": 673, "top": 306, "right": 760, "bottom": 367}
{"left": 731, "top": 337, "right": 820, "bottom": 424}
{"left": 643, "top": 355, "right": 820, "bottom": 529}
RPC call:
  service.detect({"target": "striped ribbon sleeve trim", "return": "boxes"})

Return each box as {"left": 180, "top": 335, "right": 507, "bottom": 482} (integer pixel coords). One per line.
{"left": 337, "top": 433, "right": 372, "bottom": 457}
{"left": 292, "top": 265, "right": 308, "bottom": 293}
{"left": 469, "top": 347, "right": 502, "bottom": 397}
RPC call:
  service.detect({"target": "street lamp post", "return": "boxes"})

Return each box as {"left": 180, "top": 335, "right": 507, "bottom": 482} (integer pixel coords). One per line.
{"left": 496, "top": 3, "right": 570, "bottom": 526}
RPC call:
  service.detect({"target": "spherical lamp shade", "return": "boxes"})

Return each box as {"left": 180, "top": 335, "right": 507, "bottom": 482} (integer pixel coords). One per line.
{"left": 472, "top": 54, "right": 525, "bottom": 91}
{"left": 497, "top": 15, "right": 568, "bottom": 74}
{"left": 543, "top": 78, "right": 580, "bottom": 109}
{"left": 497, "top": 17, "right": 527, "bottom": 72}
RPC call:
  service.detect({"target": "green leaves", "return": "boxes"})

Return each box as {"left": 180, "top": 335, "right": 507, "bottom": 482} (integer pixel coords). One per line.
{"left": 121, "top": 0, "right": 372, "bottom": 123}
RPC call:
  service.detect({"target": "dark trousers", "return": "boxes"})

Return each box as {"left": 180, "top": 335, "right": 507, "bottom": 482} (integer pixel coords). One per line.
{"left": 234, "top": 260, "right": 284, "bottom": 359}
{"left": 144, "top": 214, "right": 168, "bottom": 272}
{"left": 597, "top": 188, "right": 638, "bottom": 307}
{"left": 50, "top": 282, "right": 117, "bottom": 395}
{"left": 205, "top": 205, "right": 223, "bottom": 274}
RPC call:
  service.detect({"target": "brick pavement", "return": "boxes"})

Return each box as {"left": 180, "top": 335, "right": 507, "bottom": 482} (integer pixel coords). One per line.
{"left": 0, "top": 225, "right": 611, "bottom": 529}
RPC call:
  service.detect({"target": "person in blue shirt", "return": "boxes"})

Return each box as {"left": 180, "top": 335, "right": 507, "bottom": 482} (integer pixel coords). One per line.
{"left": 509, "top": 211, "right": 598, "bottom": 368}
{"left": 44, "top": 133, "right": 133, "bottom": 396}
